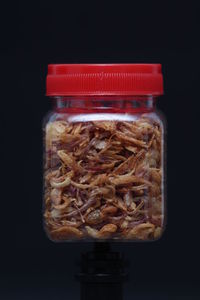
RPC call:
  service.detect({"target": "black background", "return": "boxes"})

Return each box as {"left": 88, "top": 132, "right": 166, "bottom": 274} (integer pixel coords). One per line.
{"left": 1, "top": 1, "right": 200, "bottom": 299}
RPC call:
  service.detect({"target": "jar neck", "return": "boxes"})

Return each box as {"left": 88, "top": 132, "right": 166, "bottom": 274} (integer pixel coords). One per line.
{"left": 51, "top": 96, "right": 157, "bottom": 113}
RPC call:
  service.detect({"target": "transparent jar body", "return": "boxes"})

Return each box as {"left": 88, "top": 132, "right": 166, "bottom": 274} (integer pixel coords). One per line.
{"left": 43, "top": 96, "right": 166, "bottom": 241}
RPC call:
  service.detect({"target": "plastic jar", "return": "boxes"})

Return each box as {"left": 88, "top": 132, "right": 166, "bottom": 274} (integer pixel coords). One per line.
{"left": 43, "top": 64, "right": 165, "bottom": 241}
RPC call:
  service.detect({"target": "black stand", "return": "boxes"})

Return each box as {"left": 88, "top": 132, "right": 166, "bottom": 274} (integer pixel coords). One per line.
{"left": 77, "top": 243, "right": 127, "bottom": 300}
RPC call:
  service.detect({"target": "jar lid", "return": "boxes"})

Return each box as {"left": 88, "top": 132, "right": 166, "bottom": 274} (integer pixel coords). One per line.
{"left": 46, "top": 64, "right": 164, "bottom": 96}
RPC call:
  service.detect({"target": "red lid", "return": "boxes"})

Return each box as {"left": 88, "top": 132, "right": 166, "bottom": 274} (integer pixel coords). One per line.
{"left": 46, "top": 64, "right": 163, "bottom": 96}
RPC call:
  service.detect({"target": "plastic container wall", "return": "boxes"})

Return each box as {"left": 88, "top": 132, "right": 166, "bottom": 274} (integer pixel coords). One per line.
{"left": 43, "top": 95, "right": 166, "bottom": 241}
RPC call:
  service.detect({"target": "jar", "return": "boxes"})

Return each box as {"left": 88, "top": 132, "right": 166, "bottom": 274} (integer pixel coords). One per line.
{"left": 43, "top": 64, "right": 165, "bottom": 241}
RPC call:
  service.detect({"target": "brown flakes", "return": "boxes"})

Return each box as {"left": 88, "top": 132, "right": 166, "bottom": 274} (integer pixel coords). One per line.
{"left": 53, "top": 195, "right": 72, "bottom": 210}
{"left": 57, "top": 150, "right": 74, "bottom": 167}
{"left": 50, "top": 176, "right": 71, "bottom": 188}
{"left": 115, "top": 131, "right": 148, "bottom": 148}
{"left": 98, "top": 224, "right": 117, "bottom": 238}
{"left": 101, "top": 206, "right": 118, "bottom": 215}
{"left": 50, "top": 188, "right": 62, "bottom": 205}
{"left": 94, "top": 140, "right": 107, "bottom": 150}
{"left": 85, "top": 224, "right": 117, "bottom": 239}
{"left": 113, "top": 149, "right": 145, "bottom": 175}
{"left": 85, "top": 209, "right": 103, "bottom": 225}
{"left": 93, "top": 121, "right": 116, "bottom": 132}
{"left": 44, "top": 118, "right": 164, "bottom": 240}
{"left": 126, "top": 222, "right": 155, "bottom": 240}
{"left": 50, "top": 226, "right": 83, "bottom": 240}
{"left": 85, "top": 226, "right": 99, "bottom": 238}
{"left": 109, "top": 174, "right": 151, "bottom": 186}
{"left": 154, "top": 226, "right": 162, "bottom": 239}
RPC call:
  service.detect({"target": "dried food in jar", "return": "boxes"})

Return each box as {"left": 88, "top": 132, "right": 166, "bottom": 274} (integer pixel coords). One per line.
{"left": 44, "top": 117, "right": 164, "bottom": 240}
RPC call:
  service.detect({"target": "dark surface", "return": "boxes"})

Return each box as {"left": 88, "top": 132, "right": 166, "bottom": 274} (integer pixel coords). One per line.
{"left": 1, "top": 0, "right": 200, "bottom": 299}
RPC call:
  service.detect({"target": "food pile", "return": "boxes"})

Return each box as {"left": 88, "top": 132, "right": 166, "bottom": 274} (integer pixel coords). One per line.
{"left": 44, "top": 117, "right": 163, "bottom": 240}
